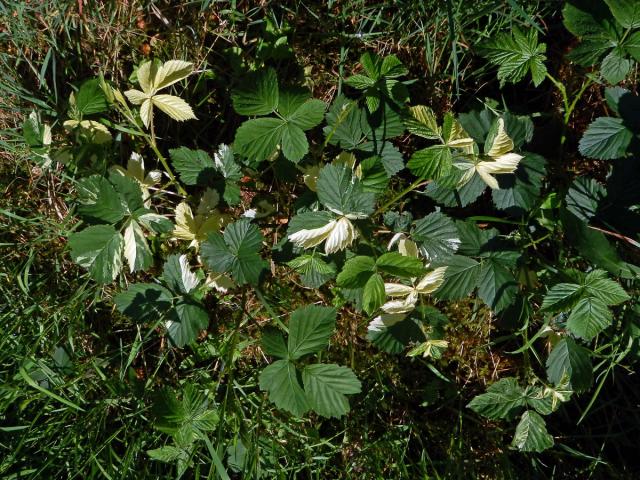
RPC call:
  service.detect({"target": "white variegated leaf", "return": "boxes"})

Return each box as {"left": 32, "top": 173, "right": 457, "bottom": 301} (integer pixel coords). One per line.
{"left": 367, "top": 313, "right": 407, "bottom": 332}
{"left": 123, "top": 221, "right": 149, "bottom": 273}
{"left": 324, "top": 217, "right": 356, "bottom": 254}
{"left": 415, "top": 267, "right": 447, "bottom": 293}
{"left": 289, "top": 221, "right": 336, "bottom": 250}
{"left": 486, "top": 118, "right": 514, "bottom": 158}
{"left": 177, "top": 254, "right": 200, "bottom": 293}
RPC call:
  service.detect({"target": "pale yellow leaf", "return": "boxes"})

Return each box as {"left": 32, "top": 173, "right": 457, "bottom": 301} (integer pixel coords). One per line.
{"left": 152, "top": 94, "right": 196, "bottom": 122}
{"left": 136, "top": 61, "right": 154, "bottom": 94}
{"left": 155, "top": 60, "right": 193, "bottom": 90}
{"left": 140, "top": 98, "right": 153, "bottom": 129}
{"left": 124, "top": 89, "right": 148, "bottom": 105}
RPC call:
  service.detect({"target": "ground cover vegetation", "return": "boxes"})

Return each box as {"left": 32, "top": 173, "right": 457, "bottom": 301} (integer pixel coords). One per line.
{"left": 2, "top": 0, "right": 640, "bottom": 478}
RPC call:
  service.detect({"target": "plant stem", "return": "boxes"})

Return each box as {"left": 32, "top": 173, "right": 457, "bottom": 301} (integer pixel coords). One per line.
{"left": 144, "top": 133, "right": 187, "bottom": 196}
{"left": 545, "top": 72, "right": 593, "bottom": 148}
{"left": 374, "top": 178, "right": 428, "bottom": 216}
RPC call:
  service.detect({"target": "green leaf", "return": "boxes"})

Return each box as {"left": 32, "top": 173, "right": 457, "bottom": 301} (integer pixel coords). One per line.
{"left": 344, "top": 74, "right": 376, "bottom": 90}
{"left": 567, "top": 38, "right": 613, "bottom": 66}
{"left": 153, "top": 383, "right": 218, "bottom": 440}
{"left": 234, "top": 117, "right": 285, "bottom": 162}
{"left": 336, "top": 256, "right": 376, "bottom": 288}
{"left": 169, "top": 147, "right": 216, "bottom": 186}
{"left": 624, "top": 30, "right": 640, "bottom": 61}
{"left": 503, "top": 111, "right": 535, "bottom": 148}
{"left": 565, "top": 177, "right": 606, "bottom": 221}
{"left": 541, "top": 282, "right": 584, "bottom": 312}
{"left": 563, "top": 0, "right": 618, "bottom": 38}
{"left": 277, "top": 89, "right": 309, "bottom": 117}
{"left": 75, "top": 78, "right": 109, "bottom": 116}
{"left": 323, "top": 95, "right": 367, "bottom": 150}
{"left": 605, "top": 0, "right": 640, "bottom": 28}
{"left": 280, "top": 122, "right": 308, "bottom": 162}
{"left": 546, "top": 337, "right": 593, "bottom": 393}
{"left": 114, "top": 283, "right": 173, "bottom": 323}
{"left": 359, "top": 156, "right": 390, "bottom": 193}
{"left": 361, "top": 141, "right": 404, "bottom": 177}
{"left": 288, "top": 305, "right": 337, "bottom": 360}
{"left": 316, "top": 163, "right": 375, "bottom": 216}
{"left": 511, "top": 411, "right": 554, "bottom": 452}
{"left": 259, "top": 360, "right": 309, "bottom": 417}
{"left": 405, "top": 105, "right": 440, "bottom": 139}
{"left": 366, "top": 101, "right": 406, "bottom": 140}
{"left": 481, "top": 27, "right": 547, "bottom": 86}
{"left": 232, "top": 68, "right": 279, "bottom": 116}
{"left": 76, "top": 175, "right": 125, "bottom": 224}
{"left": 148, "top": 445, "right": 187, "bottom": 463}
{"left": 302, "top": 364, "right": 361, "bottom": 418}
{"left": 561, "top": 209, "right": 640, "bottom": 279}
{"left": 261, "top": 328, "right": 288, "bottom": 359}
{"left": 584, "top": 271, "right": 630, "bottom": 305}
{"left": 109, "top": 174, "right": 145, "bottom": 214}
{"left": 375, "top": 252, "right": 424, "bottom": 277}
{"left": 492, "top": 153, "right": 547, "bottom": 214}
{"left": 287, "top": 253, "right": 336, "bottom": 288}
{"left": 367, "top": 314, "right": 425, "bottom": 354}
{"left": 477, "top": 256, "right": 518, "bottom": 312}
{"left": 137, "top": 211, "right": 174, "bottom": 234}
{"left": 407, "top": 145, "right": 452, "bottom": 181}
{"left": 456, "top": 221, "right": 499, "bottom": 257}
{"left": 424, "top": 172, "right": 487, "bottom": 208}
{"left": 380, "top": 54, "right": 408, "bottom": 78}
{"left": 434, "top": 255, "right": 481, "bottom": 300}
{"left": 363, "top": 273, "right": 385, "bottom": 314}
{"left": 68, "top": 225, "right": 124, "bottom": 284}
{"left": 360, "top": 52, "right": 383, "bottom": 79}
{"left": 600, "top": 48, "right": 631, "bottom": 84}
{"left": 168, "top": 300, "right": 209, "bottom": 347}
{"left": 201, "top": 219, "right": 265, "bottom": 285}
{"left": 213, "top": 144, "right": 242, "bottom": 181}
{"left": 412, "top": 212, "right": 460, "bottom": 262}
{"left": 467, "top": 377, "right": 526, "bottom": 420}
{"left": 286, "top": 98, "right": 326, "bottom": 130}
{"left": 566, "top": 296, "right": 612, "bottom": 340}
{"left": 579, "top": 117, "right": 633, "bottom": 160}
